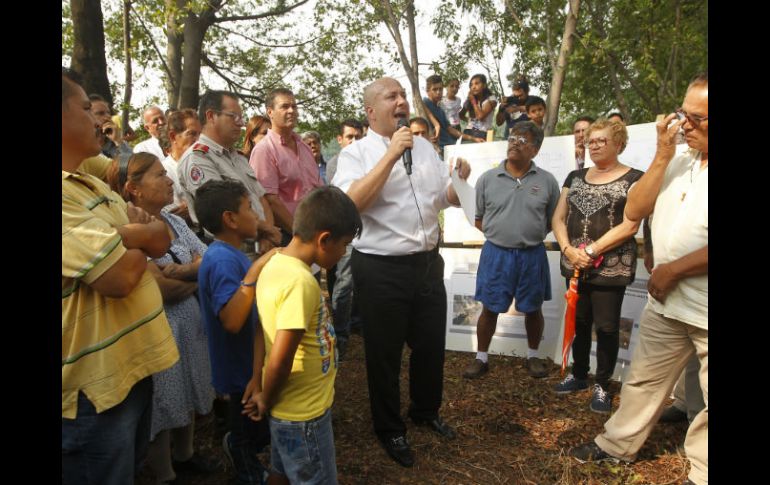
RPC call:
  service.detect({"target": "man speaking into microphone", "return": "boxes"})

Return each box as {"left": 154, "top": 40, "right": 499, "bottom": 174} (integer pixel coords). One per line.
{"left": 332, "top": 77, "right": 470, "bottom": 467}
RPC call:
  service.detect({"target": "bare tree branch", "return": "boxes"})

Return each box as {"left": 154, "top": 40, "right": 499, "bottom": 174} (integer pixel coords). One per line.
{"left": 214, "top": 0, "right": 310, "bottom": 23}
{"left": 130, "top": 8, "right": 174, "bottom": 81}
{"left": 211, "top": 23, "right": 320, "bottom": 49}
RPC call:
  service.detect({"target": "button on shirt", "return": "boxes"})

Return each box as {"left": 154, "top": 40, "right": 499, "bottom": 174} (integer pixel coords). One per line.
{"left": 475, "top": 160, "right": 560, "bottom": 248}
{"left": 177, "top": 133, "right": 266, "bottom": 224}
{"left": 249, "top": 129, "right": 323, "bottom": 215}
{"left": 649, "top": 149, "right": 708, "bottom": 329}
{"left": 332, "top": 129, "right": 453, "bottom": 255}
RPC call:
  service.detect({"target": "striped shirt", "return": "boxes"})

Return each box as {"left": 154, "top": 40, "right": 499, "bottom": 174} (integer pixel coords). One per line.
{"left": 62, "top": 171, "right": 178, "bottom": 418}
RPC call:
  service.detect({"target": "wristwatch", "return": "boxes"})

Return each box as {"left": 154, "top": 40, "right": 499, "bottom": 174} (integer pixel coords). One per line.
{"left": 585, "top": 246, "right": 597, "bottom": 259}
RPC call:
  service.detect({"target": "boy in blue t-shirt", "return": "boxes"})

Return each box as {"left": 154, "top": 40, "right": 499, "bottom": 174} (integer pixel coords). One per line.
{"left": 423, "top": 74, "right": 484, "bottom": 157}
{"left": 196, "top": 179, "right": 278, "bottom": 485}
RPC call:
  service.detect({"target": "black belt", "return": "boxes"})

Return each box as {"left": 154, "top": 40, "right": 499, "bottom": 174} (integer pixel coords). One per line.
{"left": 353, "top": 246, "right": 439, "bottom": 265}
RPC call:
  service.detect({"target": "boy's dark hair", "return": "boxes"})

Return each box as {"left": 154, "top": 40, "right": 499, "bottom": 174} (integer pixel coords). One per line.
{"left": 339, "top": 118, "right": 363, "bottom": 136}
{"left": 525, "top": 96, "right": 546, "bottom": 111}
{"left": 409, "top": 117, "right": 430, "bottom": 130}
{"left": 607, "top": 112, "right": 624, "bottom": 121}
{"left": 195, "top": 178, "right": 250, "bottom": 235}
{"left": 293, "top": 186, "right": 362, "bottom": 242}
{"left": 425, "top": 74, "right": 443, "bottom": 88}
{"left": 266, "top": 88, "right": 295, "bottom": 109}
{"left": 198, "top": 89, "right": 237, "bottom": 126}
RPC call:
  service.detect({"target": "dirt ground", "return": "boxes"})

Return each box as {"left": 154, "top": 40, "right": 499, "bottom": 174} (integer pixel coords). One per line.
{"left": 138, "top": 332, "right": 691, "bottom": 485}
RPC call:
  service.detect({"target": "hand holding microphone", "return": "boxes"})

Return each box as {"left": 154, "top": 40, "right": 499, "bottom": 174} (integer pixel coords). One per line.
{"left": 390, "top": 118, "right": 414, "bottom": 175}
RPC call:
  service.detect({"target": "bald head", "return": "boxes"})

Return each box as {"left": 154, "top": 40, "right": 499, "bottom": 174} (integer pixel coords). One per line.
{"left": 363, "top": 77, "right": 409, "bottom": 137}
{"left": 363, "top": 78, "right": 391, "bottom": 109}
{"left": 142, "top": 105, "right": 166, "bottom": 138}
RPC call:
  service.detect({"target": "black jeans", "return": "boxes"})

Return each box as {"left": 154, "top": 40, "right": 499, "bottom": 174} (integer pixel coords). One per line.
{"left": 227, "top": 392, "right": 270, "bottom": 483}
{"left": 568, "top": 281, "right": 626, "bottom": 388}
{"left": 351, "top": 248, "right": 447, "bottom": 439}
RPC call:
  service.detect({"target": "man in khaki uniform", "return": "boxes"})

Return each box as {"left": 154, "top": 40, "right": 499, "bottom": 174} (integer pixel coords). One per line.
{"left": 177, "top": 90, "right": 281, "bottom": 258}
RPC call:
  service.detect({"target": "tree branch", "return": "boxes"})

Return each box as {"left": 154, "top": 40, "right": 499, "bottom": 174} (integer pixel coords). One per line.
{"left": 211, "top": 23, "right": 320, "bottom": 49}
{"left": 214, "top": 0, "right": 310, "bottom": 23}
{"left": 130, "top": 8, "right": 174, "bottom": 81}
{"left": 381, "top": 0, "right": 413, "bottom": 73}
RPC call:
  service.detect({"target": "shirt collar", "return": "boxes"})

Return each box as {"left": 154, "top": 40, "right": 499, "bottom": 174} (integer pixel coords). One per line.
{"left": 366, "top": 128, "right": 391, "bottom": 145}
{"left": 497, "top": 159, "right": 538, "bottom": 176}
{"left": 267, "top": 128, "right": 301, "bottom": 147}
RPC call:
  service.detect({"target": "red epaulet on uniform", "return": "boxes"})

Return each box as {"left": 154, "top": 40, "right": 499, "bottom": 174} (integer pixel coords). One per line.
{"left": 192, "top": 143, "right": 209, "bottom": 154}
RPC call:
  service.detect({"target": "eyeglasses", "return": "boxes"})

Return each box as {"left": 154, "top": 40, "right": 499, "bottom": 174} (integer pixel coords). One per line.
{"left": 214, "top": 110, "right": 244, "bottom": 125}
{"left": 585, "top": 137, "right": 608, "bottom": 148}
{"left": 675, "top": 108, "right": 708, "bottom": 127}
{"left": 508, "top": 135, "right": 530, "bottom": 146}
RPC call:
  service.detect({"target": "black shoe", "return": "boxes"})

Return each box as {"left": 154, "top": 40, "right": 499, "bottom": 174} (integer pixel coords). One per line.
{"left": 569, "top": 441, "right": 622, "bottom": 464}
{"left": 379, "top": 435, "right": 415, "bottom": 467}
{"left": 411, "top": 415, "right": 457, "bottom": 439}
{"left": 658, "top": 405, "right": 688, "bottom": 423}
{"left": 173, "top": 452, "right": 221, "bottom": 474}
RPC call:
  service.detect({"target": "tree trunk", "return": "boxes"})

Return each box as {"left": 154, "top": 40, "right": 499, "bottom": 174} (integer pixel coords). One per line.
{"left": 543, "top": 0, "right": 580, "bottom": 136}
{"left": 179, "top": 14, "right": 208, "bottom": 109}
{"left": 166, "top": 0, "right": 184, "bottom": 108}
{"left": 381, "top": 0, "right": 427, "bottom": 119}
{"left": 607, "top": 61, "right": 631, "bottom": 123}
{"left": 178, "top": 2, "right": 220, "bottom": 109}
{"left": 122, "top": 0, "right": 133, "bottom": 129}
{"left": 405, "top": 1, "right": 427, "bottom": 119}
{"left": 70, "top": 0, "right": 112, "bottom": 105}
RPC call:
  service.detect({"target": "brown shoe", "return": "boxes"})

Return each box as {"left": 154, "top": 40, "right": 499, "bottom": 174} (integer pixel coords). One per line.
{"left": 463, "top": 358, "right": 489, "bottom": 379}
{"left": 527, "top": 357, "right": 549, "bottom": 378}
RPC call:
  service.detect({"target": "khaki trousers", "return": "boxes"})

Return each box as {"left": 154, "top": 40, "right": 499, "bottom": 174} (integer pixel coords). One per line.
{"left": 671, "top": 354, "right": 706, "bottom": 421}
{"left": 595, "top": 306, "right": 708, "bottom": 485}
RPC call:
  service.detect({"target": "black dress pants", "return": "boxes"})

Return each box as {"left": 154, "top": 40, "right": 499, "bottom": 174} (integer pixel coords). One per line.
{"left": 569, "top": 280, "right": 626, "bottom": 387}
{"left": 351, "top": 248, "right": 447, "bottom": 439}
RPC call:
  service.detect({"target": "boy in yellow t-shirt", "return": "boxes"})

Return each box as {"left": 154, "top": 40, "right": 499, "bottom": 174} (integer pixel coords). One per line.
{"left": 250, "top": 186, "right": 362, "bottom": 485}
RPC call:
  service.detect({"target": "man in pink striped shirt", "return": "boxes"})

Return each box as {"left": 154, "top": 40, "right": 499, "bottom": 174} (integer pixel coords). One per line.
{"left": 249, "top": 88, "right": 323, "bottom": 244}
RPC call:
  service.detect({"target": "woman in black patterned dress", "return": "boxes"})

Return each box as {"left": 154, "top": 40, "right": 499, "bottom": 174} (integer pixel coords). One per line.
{"left": 551, "top": 119, "right": 643, "bottom": 414}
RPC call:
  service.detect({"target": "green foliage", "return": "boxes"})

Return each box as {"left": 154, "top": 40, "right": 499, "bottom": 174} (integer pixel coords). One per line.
{"left": 440, "top": 0, "right": 707, "bottom": 135}
{"left": 62, "top": 2, "right": 73, "bottom": 59}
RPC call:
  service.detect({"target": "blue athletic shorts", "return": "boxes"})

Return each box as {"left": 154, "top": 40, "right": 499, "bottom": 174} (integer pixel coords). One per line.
{"left": 474, "top": 241, "right": 552, "bottom": 314}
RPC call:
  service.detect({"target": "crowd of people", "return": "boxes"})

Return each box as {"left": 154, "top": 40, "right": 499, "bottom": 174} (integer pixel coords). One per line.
{"left": 62, "top": 64, "right": 708, "bottom": 485}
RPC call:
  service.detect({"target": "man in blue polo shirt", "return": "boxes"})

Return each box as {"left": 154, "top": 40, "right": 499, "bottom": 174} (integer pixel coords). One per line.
{"left": 463, "top": 121, "right": 560, "bottom": 380}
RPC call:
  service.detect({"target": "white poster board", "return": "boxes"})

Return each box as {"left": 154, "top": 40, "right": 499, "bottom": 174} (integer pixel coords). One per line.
{"left": 440, "top": 122, "right": 682, "bottom": 381}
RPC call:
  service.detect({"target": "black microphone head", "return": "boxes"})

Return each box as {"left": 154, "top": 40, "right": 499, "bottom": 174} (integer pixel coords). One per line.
{"left": 396, "top": 117, "right": 409, "bottom": 129}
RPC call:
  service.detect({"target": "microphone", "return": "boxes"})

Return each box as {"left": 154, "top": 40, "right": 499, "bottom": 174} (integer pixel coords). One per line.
{"left": 396, "top": 118, "right": 413, "bottom": 175}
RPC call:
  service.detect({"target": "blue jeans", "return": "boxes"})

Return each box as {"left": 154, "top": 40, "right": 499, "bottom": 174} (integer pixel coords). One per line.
{"left": 269, "top": 408, "right": 337, "bottom": 484}
{"left": 62, "top": 377, "right": 153, "bottom": 485}
{"left": 331, "top": 245, "right": 354, "bottom": 348}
